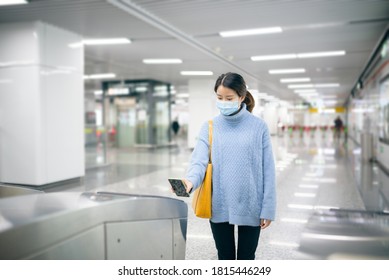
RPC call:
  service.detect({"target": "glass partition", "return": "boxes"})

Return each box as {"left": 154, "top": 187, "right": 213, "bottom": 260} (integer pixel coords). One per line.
{"left": 102, "top": 79, "right": 171, "bottom": 148}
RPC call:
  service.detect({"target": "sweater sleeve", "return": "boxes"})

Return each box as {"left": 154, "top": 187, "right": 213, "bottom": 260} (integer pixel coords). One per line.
{"left": 186, "top": 122, "right": 209, "bottom": 192}
{"left": 260, "top": 123, "right": 277, "bottom": 221}
{"left": 186, "top": 122, "right": 210, "bottom": 191}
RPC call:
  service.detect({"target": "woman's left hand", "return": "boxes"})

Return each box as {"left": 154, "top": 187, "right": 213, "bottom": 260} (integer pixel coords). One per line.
{"left": 260, "top": 219, "right": 271, "bottom": 229}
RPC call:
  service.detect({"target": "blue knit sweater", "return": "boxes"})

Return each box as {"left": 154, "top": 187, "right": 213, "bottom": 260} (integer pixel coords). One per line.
{"left": 186, "top": 104, "right": 276, "bottom": 226}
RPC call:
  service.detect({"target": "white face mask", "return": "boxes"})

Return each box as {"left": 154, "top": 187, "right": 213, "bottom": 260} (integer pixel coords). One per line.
{"left": 216, "top": 100, "right": 240, "bottom": 115}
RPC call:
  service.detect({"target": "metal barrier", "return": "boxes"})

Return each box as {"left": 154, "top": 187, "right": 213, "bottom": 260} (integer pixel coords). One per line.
{"left": 299, "top": 209, "right": 389, "bottom": 259}
{"left": 0, "top": 185, "right": 42, "bottom": 198}
{"left": 0, "top": 191, "right": 188, "bottom": 259}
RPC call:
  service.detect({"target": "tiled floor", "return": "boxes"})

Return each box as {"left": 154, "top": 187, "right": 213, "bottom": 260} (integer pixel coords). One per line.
{"left": 43, "top": 130, "right": 388, "bottom": 259}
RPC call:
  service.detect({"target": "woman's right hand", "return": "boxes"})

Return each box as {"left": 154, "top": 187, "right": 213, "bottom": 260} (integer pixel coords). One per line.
{"left": 182, "top": 179, "right": 193, "bottom": 194}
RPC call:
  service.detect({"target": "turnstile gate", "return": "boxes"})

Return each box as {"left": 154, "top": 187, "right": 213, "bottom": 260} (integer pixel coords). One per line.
{"left": 0, "top": 191, "right": 188, "bottom": 259}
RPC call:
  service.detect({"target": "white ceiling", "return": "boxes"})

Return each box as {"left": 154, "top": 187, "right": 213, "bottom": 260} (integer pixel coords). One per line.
{"left": 0, "top": 0, "right": 388, "bottom": 106}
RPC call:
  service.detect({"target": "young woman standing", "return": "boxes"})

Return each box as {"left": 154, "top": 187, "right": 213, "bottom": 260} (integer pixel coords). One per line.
{"left": 184, "top": 72, "right": 276, "bottom": 260}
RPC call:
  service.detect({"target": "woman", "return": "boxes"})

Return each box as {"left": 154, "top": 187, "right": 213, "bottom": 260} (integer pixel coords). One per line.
{"left": 184, "top": 72, "right": 276, "bottom": 260}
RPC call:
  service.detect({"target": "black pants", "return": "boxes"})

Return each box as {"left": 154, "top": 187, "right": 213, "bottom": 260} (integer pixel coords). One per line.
{"left": 210, "top": 221, "right": 261, "bottom": 260}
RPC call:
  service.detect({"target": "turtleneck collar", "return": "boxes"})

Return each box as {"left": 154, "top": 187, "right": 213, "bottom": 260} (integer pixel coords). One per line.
{"left": 220, "top": 103, "right": 250, "bottom": 123}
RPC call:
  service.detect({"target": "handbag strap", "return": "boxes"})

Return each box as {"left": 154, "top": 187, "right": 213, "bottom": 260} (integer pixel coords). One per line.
{"left": 208, "top": 120, "right": 213, "bottom": 163}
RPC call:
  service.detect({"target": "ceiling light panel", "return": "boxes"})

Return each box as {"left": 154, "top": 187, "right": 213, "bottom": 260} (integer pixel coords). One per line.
{"left": 280, "top": 78, "right": 311, "bottom": 83}
{"left": 143, "top": 58, "right": 182, "bottom": 64}
{"left": 251, "top": 54, "right": 296, "bottom": 61}
{"left": 0, "top": 0, "right": 28, "bottom": 6}
{"left": 219, "top": 27, "right": 282, "bottom": 37}
{"left": 288, "top": 83, "right": 339, "bottom": 89}
{"left": 180, "top": 71, "right": 213, "bottom": 76}
{"left": 269, "top": 69, "right": 306, "bottom": 74}
{"left": 288, "top": 84, "right": 314, "bottom": 89}
{"left": 84, "top": 73, "right": 116, "bottom": 80}
{"left": 297, "top": 51, "right": 346, "bottom": 58}
{"left": 83, "top": 38, "right": 131, "bottom": 45}
{"left": 252, "top": 50, "right": 345, "bottom": 61}
{"left": 315, "top": 83, "right": 340, "bottom": 88}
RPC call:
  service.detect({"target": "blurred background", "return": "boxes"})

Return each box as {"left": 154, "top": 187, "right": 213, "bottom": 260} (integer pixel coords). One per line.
{"left": 0, "top": 0, "right": 388, "bottom": 260}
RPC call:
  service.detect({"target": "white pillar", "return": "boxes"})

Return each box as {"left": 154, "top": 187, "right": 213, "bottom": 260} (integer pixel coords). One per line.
{"left": 263, "top": 105, "right": 278, "bottom": 135}
{"left": 187, "top": 79, "right": 217, "bottom": 149}
{"left": 0, "top": 21, "right": 84, "bottom": 186}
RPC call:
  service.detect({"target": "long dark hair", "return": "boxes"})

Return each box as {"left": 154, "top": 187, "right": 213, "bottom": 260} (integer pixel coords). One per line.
{"left": 214, "top": 72, "right": 255, "bottom": 113}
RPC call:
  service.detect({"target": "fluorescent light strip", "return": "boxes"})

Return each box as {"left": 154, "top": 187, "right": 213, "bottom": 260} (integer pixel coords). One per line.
{"left": 298, "top": 50, "right": 346, "bottom": 58}
{"left": 143, "top": 58, "right": 182, "bottom": 64}
{"left": 289, "top": 84, "right": 314, "bottom": 88}
{"left": 251, "top": 50, "right": 345, "bottom": 61}
{"left": 251, "top": 54, "right": 296, "bottom": 61}
{"left": 0, "top": 0, "right": 27, "bottom": 5}
{"left": 315, "top": 83, "right": 340, "bottom": 88}
{"left": 180, "top": 71, "right": 213, "bottom": 76}
{"left": 288, "top": 83, "right": 339, "bottom": 89}
{"left": 269, "top": 68, "right": 306, "bottom": 74}
{"left": 220, "top": 26, "right": 282, "bottom": 37}
{"left": 280, "top": 78, "right": 311, "bottom": 83}
{"left": 83, "top": 38, "right": 131, "bottom": 45}
{"left": 84, "top": 73, "right": 116, "bottom": 80}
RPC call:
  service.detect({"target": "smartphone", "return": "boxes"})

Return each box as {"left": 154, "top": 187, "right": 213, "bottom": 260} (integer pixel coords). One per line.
{"left": 168, "top": 179, "right": 189, "bottom": 197}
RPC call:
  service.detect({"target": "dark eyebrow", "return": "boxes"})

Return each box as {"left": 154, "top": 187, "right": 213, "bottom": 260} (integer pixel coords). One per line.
{"left": 216, "top": 93, "right": 235, "bottom": 98}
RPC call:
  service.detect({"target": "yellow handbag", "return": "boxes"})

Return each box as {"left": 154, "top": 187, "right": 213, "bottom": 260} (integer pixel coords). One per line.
{"left": 191, "top": 120, "right": 213, "bottom": 218}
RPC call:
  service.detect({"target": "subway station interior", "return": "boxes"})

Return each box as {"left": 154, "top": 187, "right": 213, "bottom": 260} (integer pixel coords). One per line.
{"left": 0, "top": 0, "right": 389, "bottom": 260}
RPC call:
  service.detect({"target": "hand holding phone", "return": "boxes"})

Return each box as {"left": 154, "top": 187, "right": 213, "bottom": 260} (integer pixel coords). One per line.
{"left": 168, "top": 179, "right": 190, "bottom": 197}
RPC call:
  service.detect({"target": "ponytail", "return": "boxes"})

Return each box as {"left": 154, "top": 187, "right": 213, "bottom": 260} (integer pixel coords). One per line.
{"left": 243, "top": 90, "right": 255, "bottom": 113}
